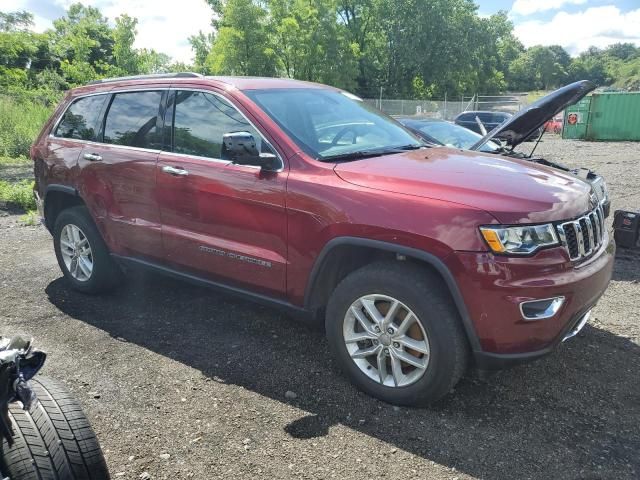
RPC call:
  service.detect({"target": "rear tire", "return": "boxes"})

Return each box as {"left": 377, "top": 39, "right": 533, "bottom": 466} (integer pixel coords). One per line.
{"left": 53, "top": 206, "right": 121, "bottom": 294}
{"left": 325, "top": 261, "right": 469, "bottom": 406}
{"left": 0, "top": 376, "right": 110, "bottom": 480}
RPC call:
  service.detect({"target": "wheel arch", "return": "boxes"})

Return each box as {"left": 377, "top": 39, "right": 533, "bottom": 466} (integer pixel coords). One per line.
{"left": 43, "top": 184, "right": 85, "bottom": 232}
{"left": 304, "top": 237, "right": 481, "bottom": 352}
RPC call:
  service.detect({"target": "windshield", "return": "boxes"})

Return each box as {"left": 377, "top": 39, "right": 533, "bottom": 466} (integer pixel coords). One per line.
{"left": 416, "top": 121, "right": 501, "bottom": 153}
{"left": 244, "top": 88, "right": 422, "bottom": 160}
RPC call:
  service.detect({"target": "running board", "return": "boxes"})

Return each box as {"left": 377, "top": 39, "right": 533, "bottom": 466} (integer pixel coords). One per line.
{"left": 111, "top": 254, "right": 310, "bottom": 318}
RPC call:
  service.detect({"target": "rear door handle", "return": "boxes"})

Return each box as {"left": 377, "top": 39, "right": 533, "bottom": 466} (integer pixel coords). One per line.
{"left": 83, "top": 153, "right": 102, "bottom": 162}
{"left": 162, "top": 165, "right": 189, "bottom": 176}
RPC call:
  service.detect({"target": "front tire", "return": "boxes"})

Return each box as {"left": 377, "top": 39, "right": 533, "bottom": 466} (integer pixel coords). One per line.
{"left": 0, "top": 377, "right": 110, "bottom": 480}
{"left": 325, "top": 261, "right": 468, "bottom": 406}
{"left": 53, "top": 206, "right": 120, "bottom": 294}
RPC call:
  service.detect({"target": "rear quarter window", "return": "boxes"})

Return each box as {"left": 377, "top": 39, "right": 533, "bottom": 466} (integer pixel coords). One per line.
{"left": 54, "top": 95, "right": 107, "bottom": 140}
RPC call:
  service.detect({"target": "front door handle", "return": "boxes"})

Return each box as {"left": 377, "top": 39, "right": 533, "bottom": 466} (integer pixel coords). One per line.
{"left": 83, "top": 153, "right": 102, "bottom": 162}
{"left": 162, "top": 165, "right": 189, "bottom": 176}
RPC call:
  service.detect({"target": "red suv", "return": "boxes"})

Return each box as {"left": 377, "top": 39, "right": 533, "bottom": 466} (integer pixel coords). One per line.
{"left": 32, "top": 73, "right": 614, "bottom": 406}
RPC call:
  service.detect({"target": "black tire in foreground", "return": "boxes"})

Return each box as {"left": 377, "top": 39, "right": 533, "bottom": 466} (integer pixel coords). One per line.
{"left": 0, "top": 377, "right": 110, "bottom": 480}
{"left": 53, "top": 206, "right": 121, "bottom": 294}
{"left": 325, "top": 261, "right": 469, "bottom": 406}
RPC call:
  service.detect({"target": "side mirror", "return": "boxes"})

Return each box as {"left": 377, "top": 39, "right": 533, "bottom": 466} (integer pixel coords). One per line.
{"left": 222, "top": 131, "right": 280, "bottom": 171}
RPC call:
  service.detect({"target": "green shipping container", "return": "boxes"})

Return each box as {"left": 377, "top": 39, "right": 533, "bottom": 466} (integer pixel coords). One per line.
{"left": 586, "top": 92, "right": 640, "bottom": 141}
{"left": 562, "top": 96, "right": 591, "bottom": 140}
{"left": 563, "top": 92, "right": 640, "bottom": 141}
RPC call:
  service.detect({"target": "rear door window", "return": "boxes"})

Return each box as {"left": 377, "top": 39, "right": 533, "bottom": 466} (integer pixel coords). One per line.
{"left": 54, "top": 95, "right": 107, "bottom": 140}
{"left": 103, "top": 91, "right": 163, "bottom": 149}
{"left": 170, "top": 90, "right": 266, "bottom": 159}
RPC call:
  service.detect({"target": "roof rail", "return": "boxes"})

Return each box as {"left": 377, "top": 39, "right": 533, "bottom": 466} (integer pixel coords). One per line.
{"left": 88, "top": 72, "right": 203, "bottom": 85}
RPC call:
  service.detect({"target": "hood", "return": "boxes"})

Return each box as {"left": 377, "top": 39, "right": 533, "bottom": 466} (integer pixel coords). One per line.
{"left": 334, "top": 147, "right": 594, "bottom": 225}
{"left": 470, "top": 80, "right": 597, "bottom": 151}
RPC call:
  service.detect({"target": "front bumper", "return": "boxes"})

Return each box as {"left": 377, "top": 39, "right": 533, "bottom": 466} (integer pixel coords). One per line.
{"left": 473, "top": 308, "right": 593, "bottom": 370}
{"left": 447, "top": 231, "right": 614, "bottom": 368}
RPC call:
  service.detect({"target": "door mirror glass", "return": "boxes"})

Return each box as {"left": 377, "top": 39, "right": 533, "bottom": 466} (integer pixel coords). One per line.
{"left": 222, "top": 131, "right": 279, "bottom": 171}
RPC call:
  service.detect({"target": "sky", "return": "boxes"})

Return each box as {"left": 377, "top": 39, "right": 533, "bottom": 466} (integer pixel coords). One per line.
{"left": 3, "top": 0, "right": 640, "bottom": 63}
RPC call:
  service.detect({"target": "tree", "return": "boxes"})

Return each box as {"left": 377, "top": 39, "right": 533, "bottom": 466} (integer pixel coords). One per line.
{"left": 508, "top": 45, "right": 570, "bottom": 90}
{"left": 337, "top": 0, "right": 387, "bottom": 96}
{"left": 206, "top": 0, "right": 276, "bottom": 76}
{"left": 194, "top": 0, "right": 640, "bottom": 97}
{"left": 52, "top": 4, "right": 114, "bottom": 66}
{"left": 378, "top": 0, "right": 505, "bottom": 98}
{"left": 0, "top": 10, "right": 34, "bottom": 32}
{"left": 269, "top": 0, "right": 357, "bottom": 89}
{"left": 567, "top": 53, "right": 608, "bottom": 86}
{"left": 2, "top": 1, "right": 639, "bottom": 101}
{"left": 138, "top": 49, "right": 172, "bottom": 73}
{"left": 612, "top": 56, "right": 640, "bottom": 90}
{"left": 113, "top": 14, "right": 139, "bottom": 75}
{"left": 532, "top": 45, "right": 569, "bottom": 88}
{"left": 50, "top": 3, "right": 115, "bottom": 84}
{"left": 604, "top": 43, "right": 638, "bottom": 61}
{"left": 0, "top": 11, "right": 43, "bottom": 87}
{"left": 189, "top": 31, "right": 214, "bottom": 73}
{"left": 0, "top": 3, "right": 198, "bottom": 91}
{"left": 549, "top": 45, "right": 571, "bottom": 70}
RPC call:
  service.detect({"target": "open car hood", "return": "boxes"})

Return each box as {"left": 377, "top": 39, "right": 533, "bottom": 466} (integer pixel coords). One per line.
{"left": 470, "top": 80, "right": 597, "bottom": 151}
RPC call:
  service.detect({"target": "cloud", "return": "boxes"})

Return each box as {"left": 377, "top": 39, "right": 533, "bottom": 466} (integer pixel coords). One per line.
{"left": 4, "top": 0, "right": 214, "bottom": 63}
{"left": 2, "top": 0, "right": 58, "bottom": 33}
{"left": 514, "top": 6, "right": 640, "bottom": 55}
{"left": 511, "top": 0, "right": 587, "bottom": 16}
{"left": 94, "top": 0, "right": 214, "bottom": 63}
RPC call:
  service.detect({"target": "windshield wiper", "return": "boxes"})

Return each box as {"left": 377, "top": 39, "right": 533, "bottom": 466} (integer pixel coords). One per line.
{"left": 394, "top": 144, "right": 425, "bottom": 150}
{"left": 320, "top": 144, "right": 425, "bottom": 162}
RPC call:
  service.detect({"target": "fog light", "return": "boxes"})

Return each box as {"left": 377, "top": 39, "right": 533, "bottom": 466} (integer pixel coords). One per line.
{"left": 519, "top": 297, "right": 565, "bottom": 321}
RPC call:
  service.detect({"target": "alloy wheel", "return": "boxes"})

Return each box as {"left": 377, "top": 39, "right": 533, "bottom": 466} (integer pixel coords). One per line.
{"left": 60, "top": 224, "right": 93, "bottom": 282}
{"left": 343, "top": 294, "right": 430, "bottom": 387}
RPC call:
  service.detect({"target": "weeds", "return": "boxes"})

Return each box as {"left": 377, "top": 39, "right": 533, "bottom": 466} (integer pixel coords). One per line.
{"left": 0, "top": 96, "right": 40, "bottom": 211}
{"left": 19, "top": 210, "right": 39, "bottom": 226}
{"left": 0, "top": 179, "right": 36, "bottom": 211}
{"left": 0, "top": 155, "right": 30, "bottom": 166}
{"left": 0, "top": 95, "right": 54, "bottom": 158}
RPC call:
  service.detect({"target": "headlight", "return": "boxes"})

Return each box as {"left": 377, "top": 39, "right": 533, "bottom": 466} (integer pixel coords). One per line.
{"left": 591, "top": 176, "right": 608, "bottom": 205}
{"left": 480, "top": 224, "right": 559, "bottom": 255}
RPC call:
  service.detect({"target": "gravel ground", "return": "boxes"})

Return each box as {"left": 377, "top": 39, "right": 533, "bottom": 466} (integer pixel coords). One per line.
{"left": 0, "top": 136, "right": 639, "bottom": 480}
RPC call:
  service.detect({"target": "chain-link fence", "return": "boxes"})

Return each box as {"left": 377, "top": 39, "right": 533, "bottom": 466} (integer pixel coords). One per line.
{"left": 364, "top": 94, "right": 530, "bottom": 121}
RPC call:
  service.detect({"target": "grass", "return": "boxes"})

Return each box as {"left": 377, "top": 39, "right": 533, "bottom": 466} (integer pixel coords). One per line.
{"left": 0, "top": 94, "right": 49, "bottom": 225}
{"left": 0, "top": 170, "right": 39, "bottom": 226}
{"left": 0, "top": 155, "right": 30, "bottom": 166}
{"left": 0, "top": 179, "right": 36, "bottom": 211}
{"left": 19, "top": 210, "right": 39, "bottom": 226}
{"left": 0, "top": 95, "right": 53, "bottom": 158}
{"left": 525, "top": 90, "right": 550, "bottom": 104}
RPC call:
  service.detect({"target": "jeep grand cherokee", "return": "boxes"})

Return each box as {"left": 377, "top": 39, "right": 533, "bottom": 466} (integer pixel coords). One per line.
{"left": 31, "top": 73, "right": 614, "bottom": 406}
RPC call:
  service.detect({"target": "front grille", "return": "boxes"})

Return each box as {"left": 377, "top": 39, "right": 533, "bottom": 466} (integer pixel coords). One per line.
{"left": 579, "top": 218, "right": 590, "bottom": 251}
{"left": 557, "top": 205, "right": 605, "bottom": 261}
